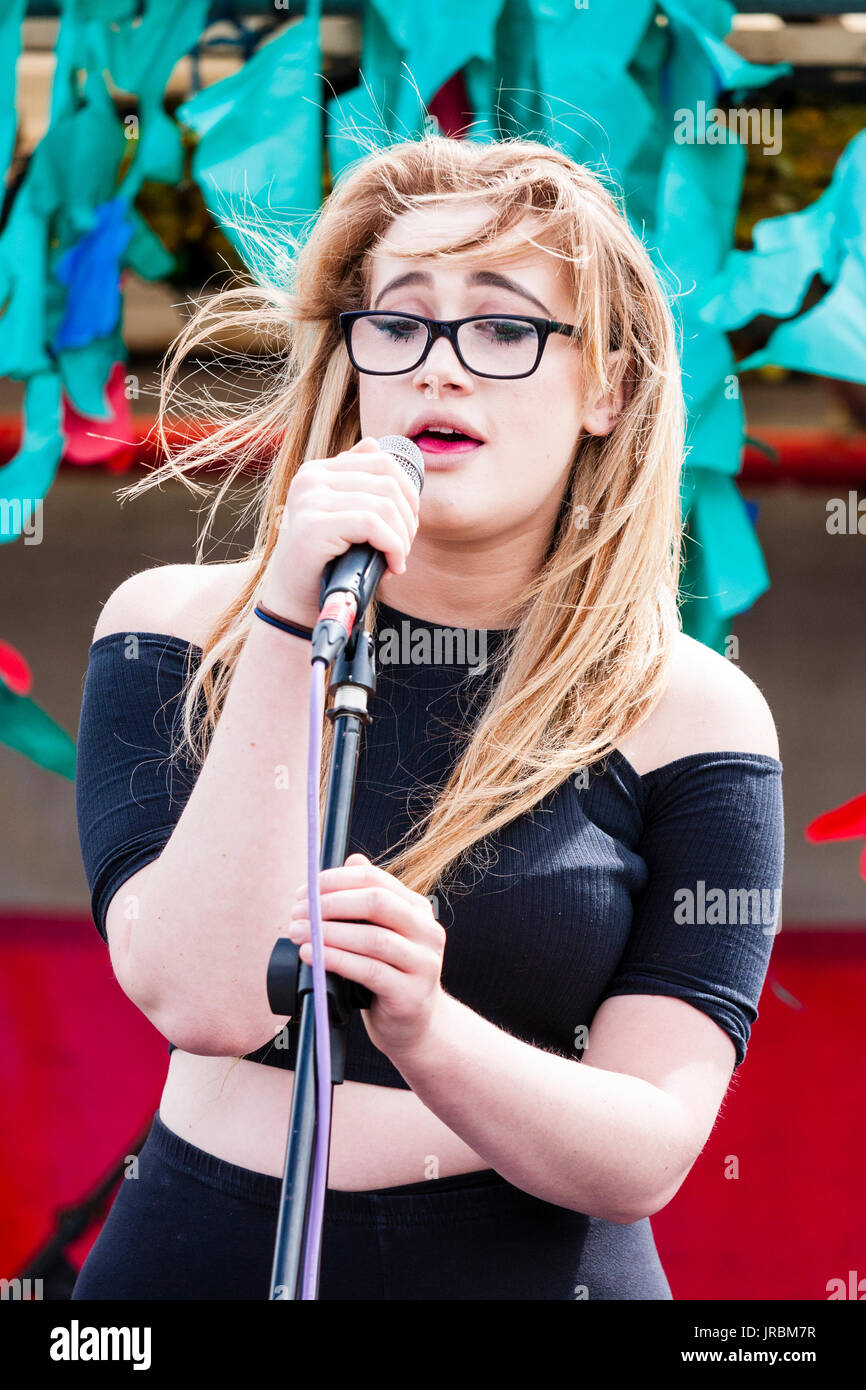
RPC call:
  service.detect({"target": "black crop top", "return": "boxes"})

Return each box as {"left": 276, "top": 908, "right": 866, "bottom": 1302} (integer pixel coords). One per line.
{"left": 75, "top": 599, "right": 784, "bottom": 1087}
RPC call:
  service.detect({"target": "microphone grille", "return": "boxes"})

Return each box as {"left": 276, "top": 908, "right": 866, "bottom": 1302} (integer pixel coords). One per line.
{"left": 378, "top": 434, "right": 425, "bottom": 494}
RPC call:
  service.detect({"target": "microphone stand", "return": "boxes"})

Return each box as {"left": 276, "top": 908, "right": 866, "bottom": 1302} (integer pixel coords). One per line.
{"left": 265, "top": 584, "right": 378, "bottom": 1301}
{"left": 266, "top": 433, "right": 423, "bottom": 1299}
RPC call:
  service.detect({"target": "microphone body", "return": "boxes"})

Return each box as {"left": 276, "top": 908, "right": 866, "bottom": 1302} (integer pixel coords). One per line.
{"left": 312, "top": 435, "right": 424, "bottom": 664}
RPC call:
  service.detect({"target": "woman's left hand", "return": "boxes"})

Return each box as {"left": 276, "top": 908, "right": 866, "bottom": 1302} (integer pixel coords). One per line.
{"left": 287, "top": 853, "right": 447, "bottom": 1062}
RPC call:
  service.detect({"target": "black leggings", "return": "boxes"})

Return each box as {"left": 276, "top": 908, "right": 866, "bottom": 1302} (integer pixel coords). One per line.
{"left": 71, "top": 1110, "right": 672, "bottom": 1300}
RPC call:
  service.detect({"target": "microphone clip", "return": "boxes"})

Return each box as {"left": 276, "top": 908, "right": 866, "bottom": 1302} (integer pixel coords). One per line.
{"left": 312, "top": 544, "right": 387, "bottom": 665}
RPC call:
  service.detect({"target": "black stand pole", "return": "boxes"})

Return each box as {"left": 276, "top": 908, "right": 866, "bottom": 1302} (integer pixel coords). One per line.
{"left": 265, "top": 621, "right": 377, "bottom": 1300}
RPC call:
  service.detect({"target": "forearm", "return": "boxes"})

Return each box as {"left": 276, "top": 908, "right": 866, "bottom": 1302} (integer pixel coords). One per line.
{"left": 391, "top": 993, "right": 693, "bottom": 1223}
{"left": 129, "top": 616, "right": 317, "bottom": 1052}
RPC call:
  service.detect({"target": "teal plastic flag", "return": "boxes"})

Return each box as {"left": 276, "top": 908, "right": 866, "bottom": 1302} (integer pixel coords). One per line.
{"left": 327, "top": 0, "right": 503, "bottom": 175}
{"left": 679, "top": 465, "right": 769, "bottom": 652}
{"left": 177, "top": 0, "right": 324, "bottom": 266}
{"left": 505, "top": 0, "right": 655, "bottom": 173}
{"left": 0, "top": 189, "right": 52, "bottom": 380}
{"left": 0, "top": 0, "right": 26, "bottom": 189}
{"left": 58, "top": 326, "right": 126, "bottom": 425}
{"left": 0, "top": 684, "right": 76, "bottom": 781}
{"left": 0, "top": 372, "right": 63, "bottom": 545}
{"left": 656, "top": 136, "right": 748, "bottom": 501}
{"left": 698, "top": 127, "right": 866, "bottom": 386}
{"left": 94, "top": 0, "right": 211, "bottom": 199}
{"left": 659, "top": 0, "right": 789, "bottom": 99}
{"left": 737, "top": 251, "right": 866, "bottom": 384}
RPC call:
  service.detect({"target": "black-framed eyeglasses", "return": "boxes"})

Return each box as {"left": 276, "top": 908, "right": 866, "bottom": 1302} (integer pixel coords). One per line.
{"left": 339, "top": 310, "right": 582, "bottom": 380}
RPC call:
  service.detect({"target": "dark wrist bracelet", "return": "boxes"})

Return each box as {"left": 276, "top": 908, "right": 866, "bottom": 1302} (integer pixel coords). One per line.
{"left": 254, "top": 602, "right": 315, "bottom": 641}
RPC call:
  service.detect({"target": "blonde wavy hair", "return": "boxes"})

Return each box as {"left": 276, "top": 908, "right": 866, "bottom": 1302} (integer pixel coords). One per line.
{"left": 119, "top": 133, "right": 686, "bottom": 904}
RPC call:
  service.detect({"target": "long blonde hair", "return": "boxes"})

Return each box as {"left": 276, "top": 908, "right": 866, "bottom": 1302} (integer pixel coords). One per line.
{"left": 119, "top": 134, "right": 685, "bottom": 904}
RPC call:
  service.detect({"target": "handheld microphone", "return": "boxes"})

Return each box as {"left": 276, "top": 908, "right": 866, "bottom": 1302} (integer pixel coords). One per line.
{"left": 311, "top": 435, "right": 425, "bottom": 665}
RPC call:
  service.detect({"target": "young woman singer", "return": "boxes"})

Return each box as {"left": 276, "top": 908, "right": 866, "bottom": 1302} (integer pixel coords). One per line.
{"left": 72, "top": 135, "right": 783, "bottom": 1300}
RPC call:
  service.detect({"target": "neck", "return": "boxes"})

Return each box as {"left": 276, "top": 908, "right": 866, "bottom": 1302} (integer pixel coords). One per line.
{"left": 375, "top": 528, "right": 555, "bottom": 632}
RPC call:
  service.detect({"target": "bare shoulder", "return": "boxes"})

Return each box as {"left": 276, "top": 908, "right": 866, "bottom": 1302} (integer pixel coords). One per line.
{"left": 617, "top": 630, "right": 781, "bottom": 776}
{"left": 90, "top": 559, "right": 259, "bottom": 648}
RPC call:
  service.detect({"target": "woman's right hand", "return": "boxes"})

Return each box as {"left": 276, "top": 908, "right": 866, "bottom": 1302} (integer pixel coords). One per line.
{"left": 258, "top": 437, "right": 421, "bottom": 628}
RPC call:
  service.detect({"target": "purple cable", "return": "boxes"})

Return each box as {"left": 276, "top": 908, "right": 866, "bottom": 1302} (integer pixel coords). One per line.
{"left": 301, "top": 657, "right": 332, "bottom": 1299}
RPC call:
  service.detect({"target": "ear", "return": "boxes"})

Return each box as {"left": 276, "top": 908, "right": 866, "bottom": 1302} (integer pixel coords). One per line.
{"left": 581, "top": 349, "right": 629, "bottom": 438}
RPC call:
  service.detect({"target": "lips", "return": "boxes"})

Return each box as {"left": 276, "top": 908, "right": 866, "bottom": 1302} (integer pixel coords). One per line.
{"left": 413, "top": 430, "right": 483, "bottom": 455}
{"left": 408, "top": 419, "right": 485, "bottom": 459}
{"left": 408, "top": 416, "right": 485, "bottom": 445}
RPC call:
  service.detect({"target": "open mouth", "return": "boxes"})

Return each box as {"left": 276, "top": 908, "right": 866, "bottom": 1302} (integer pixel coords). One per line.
{"left": 411, "top": 428, "right": 484, "bottom": 454}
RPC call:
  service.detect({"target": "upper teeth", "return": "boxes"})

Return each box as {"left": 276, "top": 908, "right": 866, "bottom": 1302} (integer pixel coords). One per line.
{"left": 428, "top": 427, "right": 461, "bottom": 434}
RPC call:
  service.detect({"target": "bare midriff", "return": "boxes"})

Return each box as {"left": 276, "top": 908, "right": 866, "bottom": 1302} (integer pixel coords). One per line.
{"left": 158, "top": 1049, "right": 491, "bottom": 1189}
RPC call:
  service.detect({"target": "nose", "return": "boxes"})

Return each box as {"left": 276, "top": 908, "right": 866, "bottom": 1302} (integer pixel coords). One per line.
{"left": 411, "top": 331, "right": 473, "bottom": 391}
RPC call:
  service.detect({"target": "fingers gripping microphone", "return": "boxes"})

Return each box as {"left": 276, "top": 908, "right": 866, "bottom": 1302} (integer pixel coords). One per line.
{"left": 312, "top": 435, "right": 425, "bottom": 665}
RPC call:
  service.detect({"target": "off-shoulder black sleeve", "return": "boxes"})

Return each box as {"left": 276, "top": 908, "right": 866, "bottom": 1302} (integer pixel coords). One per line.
{"left": 597, "top": 752, "right": 784, "bottom": 1070}
{"left": 75, "top": 632, "right": 206, "bottom": 942}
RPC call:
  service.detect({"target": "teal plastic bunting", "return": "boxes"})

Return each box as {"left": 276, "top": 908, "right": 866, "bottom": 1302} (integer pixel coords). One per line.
{"left": 0, "top": 0, "right": 859, "bottom": 677}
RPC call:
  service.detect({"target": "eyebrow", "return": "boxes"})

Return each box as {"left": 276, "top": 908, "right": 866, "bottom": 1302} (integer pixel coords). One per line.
{"left": 372, "top": 269, "right": 553, "bottom": 317}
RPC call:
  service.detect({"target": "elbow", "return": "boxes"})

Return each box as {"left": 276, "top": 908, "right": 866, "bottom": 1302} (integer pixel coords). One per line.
{"left": 603, "top": 1196, "right": 674, "bottom": 1226}
{"left": 152, "top": 1006, "right": 250, "bottom": 1058}
{"left": 640, "top": 1170, "right": 693, "bottom": 1221}
{"left": 115, "top": 926, "right": 254, "bottom": 1058}
{"left": 599, "top": 1201, "right": 654, "bottom": 1226}
{"left": 600, "top": 1196, "right": 673, "bottom": 1226}
{"left": 136, "top": 988, "right": 287, "bottom": 1060}
{"left": 599, "top": 1170, "right": 692, "bottom": 1226}
{"left": 118, "top": 963, "right": 249, "bottom": 1058}
{"left": 599, "top": 1117, "right": 703, "bottom": 1224}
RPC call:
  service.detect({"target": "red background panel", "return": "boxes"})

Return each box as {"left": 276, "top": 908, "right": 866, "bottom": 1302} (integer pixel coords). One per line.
{"left": 1, "top": 913, "right": 862, "bottom": 1300}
